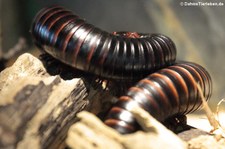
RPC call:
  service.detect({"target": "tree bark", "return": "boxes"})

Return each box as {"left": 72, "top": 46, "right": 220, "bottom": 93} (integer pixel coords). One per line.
{"left": 0, "top": 53, "right": 89, "bottom": 149}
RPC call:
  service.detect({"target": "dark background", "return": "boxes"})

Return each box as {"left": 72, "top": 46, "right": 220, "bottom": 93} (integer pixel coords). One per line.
{"left": 1, "top": 0, "right": 225, "bottom": 109}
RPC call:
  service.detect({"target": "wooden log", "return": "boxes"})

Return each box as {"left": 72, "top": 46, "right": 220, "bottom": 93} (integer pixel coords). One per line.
{"left": 0, "top": 53, "right": 89, "bottom": 149}
{"left": 66, "top": 108, "right": 187, "bottom": 149}
{"left": 187, "top": 134, "right": 225, "bottom": 149}
{"left": 1, "top": 53, "right": 224, "bottom": 149}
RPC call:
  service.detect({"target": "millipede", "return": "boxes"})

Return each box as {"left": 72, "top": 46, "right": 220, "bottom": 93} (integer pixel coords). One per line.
{"left": 31, "top": 6, "right": 213, "bottom": 135}
{"left": 104, "top": 62, "right": 212, "bottom": 134}
{"left": 31, "top": 6, "right": 176, "bottom": 81}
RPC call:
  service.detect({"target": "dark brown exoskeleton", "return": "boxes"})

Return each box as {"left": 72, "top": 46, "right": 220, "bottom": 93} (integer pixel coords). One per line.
{"left": 31, "top": 6, "right": 176, "bottom": 82}
{"left": 31, "top": 6, "right": 212, "bottom": 134}
{"left": 104, "top": 62, "right": 212, "bottom": 134}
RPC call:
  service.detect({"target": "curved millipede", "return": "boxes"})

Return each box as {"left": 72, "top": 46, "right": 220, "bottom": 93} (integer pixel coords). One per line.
{"left": 31, "top": 6, "right": 213, "bottom": 135}
{"left": 104, "top": 62, "right": 212, "bottom": 134}
{"left": 31, "top": 6, "right": 176, "bottom": 81}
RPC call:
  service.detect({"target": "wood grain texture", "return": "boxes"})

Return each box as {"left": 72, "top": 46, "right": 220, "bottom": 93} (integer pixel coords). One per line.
{"left": 66, "top": 109, "right": 187, "bottom": 149}
{"left": 0, "top": 53, "right": 89, "bottom": 149}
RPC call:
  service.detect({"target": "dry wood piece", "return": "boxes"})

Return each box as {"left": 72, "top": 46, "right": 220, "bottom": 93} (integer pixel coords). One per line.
{"left": 66, "top": 108, "right": 187, "bottom": 149}
{"left": 1, "top": 53, "right": 223, "bottom": 149}
{"left": 0, "top": 53, "right": 89, "bottom": 149}
{"left": 127, "top": 107, "right": 187, "bottom": 148}
{"left": 67, "top": 111, "right": 124, "bottom": 149}
{"left": 188, "top": 135, "right": 225, "bottom": 149}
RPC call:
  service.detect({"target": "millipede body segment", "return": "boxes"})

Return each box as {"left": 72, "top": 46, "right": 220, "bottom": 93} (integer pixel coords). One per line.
{"left": 31, "top": 6, "right": 176, "bottom": 81}
{"left": 104, "top": 62, "right": 212, "bottom": 134}
{"left": 31, "top": 6, "right": 213, "bottom": 135}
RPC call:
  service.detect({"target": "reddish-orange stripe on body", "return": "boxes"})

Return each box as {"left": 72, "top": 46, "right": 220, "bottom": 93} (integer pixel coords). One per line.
{"left": 111, "top": 107, "right": 124, "bottom": 113}
{"left": 160, "top": 69, "right": 189, "bottom": 99}
{"left": 47, "top": 13, "right": 76, "bottom": 45}
{"left": 33, "top": 6, "right": 63, "bottom": 31}
{"left": 128, "top": 86, "right": 159, "bottom": 112}
{"left": 104, "top": 119, "right": 135, "bottom": 131}
{"left": 98, "top": 37, "right": 112, "bottom": 65}
{"left": 140, "top": 79, "right": 171, "bottom": 110}
{"left": 86, "top": 33, "right": 101, "bottom": 66}
{"left": 73, "top": 26, "right": 94, "bottom": 65}
{"left": 159, "top": 68, "right": 189, "bottom": 113}
{"left": 150, "top": 73, "right": 179, "bottom": 107}
{"left": 170, "top": 65, "right": 198, "bottom": 113}
{"left": 38, "top": 9, "right": 65, "bottom": 33}
{"left": 61, "top": 21, "right": 84, "bottom": 51}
